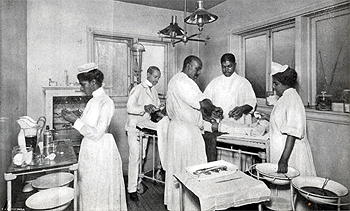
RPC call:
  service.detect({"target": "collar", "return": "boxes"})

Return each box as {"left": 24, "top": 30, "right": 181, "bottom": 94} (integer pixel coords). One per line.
{"left": 141, "top": 80, "right": 152, "bottom": 89}
{"left": 145, "top": 80, "right": 153, "bottom": 87}
{"left": 92, "top": 87, "right": 105, "bottom": 97}
{"left": 282, "top": 88, "right": 295, "bottom": 97}
{"left": 221, "top": 72, "right": 238, "bottom": 81}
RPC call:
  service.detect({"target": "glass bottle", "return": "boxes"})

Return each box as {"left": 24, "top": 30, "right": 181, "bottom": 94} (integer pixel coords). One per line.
{"left": 343, "top": 89, "right": 350, "bottom": 113}
{"left": 316, "top": 91, "right": 332, "bottom": 111}
{"left": 43, "top": 125, "right": 53, "bottom": 157}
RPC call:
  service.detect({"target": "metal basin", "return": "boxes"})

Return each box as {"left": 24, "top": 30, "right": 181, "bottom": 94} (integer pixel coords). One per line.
{"left": 26, "top": 187, "right": 74, "bottom": 210}
{"left": 292, "top": 176, "right": 349, "bottom": 204}
{"left": 255, "top": 163, "right": 300, "bottom": 185}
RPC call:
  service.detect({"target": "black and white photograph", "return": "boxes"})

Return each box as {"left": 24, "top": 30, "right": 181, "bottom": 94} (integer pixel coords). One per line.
{"left": 1, "top": 0, "right": 349, "bottom": 210}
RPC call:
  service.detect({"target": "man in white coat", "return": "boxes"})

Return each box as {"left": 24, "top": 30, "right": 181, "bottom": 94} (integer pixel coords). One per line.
{"left": 203, "top": 53, "right": 257, "bottom": 168}
{"left": 204, "top": 53, "right": 256, "bottom": 123}
{"left": 125, "top": 66, "right": 161, "bottom": 201}
{"left": 165, "top": 55, "right": 221, "bottom": 211}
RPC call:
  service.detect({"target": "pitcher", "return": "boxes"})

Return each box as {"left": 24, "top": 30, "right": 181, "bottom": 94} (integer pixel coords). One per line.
{"left": 16, "top": 116, "right": 46, "bottom": 154}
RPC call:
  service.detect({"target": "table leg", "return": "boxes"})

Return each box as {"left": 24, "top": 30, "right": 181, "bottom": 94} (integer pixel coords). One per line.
{"left": 258, "top": 203, "right": 262, "bottom": 211}
{"left": 179, "top": 181, "right": 184, "bottom": 211}
{"left": 7, "top": 180, "right": 12, "bottom": 211}
{"left": 266, "top": 140, "right": 270, "bottom": 163}
{"left": 238, "top": 149, "right": 242, "bottom": 171}
{"left": 290, "top": 183, "right": 296, "bottom": 211}
{"left": 74, "top": 170, "right": 78, "bottom": 211}
{"left": 137, "top": 132, "right": 144, "bottom": 192}
{"left": 152, "top": 134, "right": 156, "bottom": 180}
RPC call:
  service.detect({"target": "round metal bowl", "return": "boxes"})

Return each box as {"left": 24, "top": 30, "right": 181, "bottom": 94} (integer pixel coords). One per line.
{"left": 32, "top": 172, "right": 74, "bottom": 191}
{"left": 292, "top": 176, "right": 349, "bottom": 204}
{"left": 255, "top": 163, "right": 300, "bottom": 185}
{"left": 25, "top": 187, "right": 74, "bottom": 210}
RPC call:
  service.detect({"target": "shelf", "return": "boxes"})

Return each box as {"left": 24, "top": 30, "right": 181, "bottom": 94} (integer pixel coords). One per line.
{"left": 42, "top": 86, "right": 81, "bottom": 91}
{"left": 257, "top": 104, "right": 350, "bottom": 125}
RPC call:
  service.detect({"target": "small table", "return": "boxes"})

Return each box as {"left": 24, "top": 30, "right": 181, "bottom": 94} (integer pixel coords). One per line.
{"left": 4, "top": 140, "right": 79, "bottom": 211}
{"left": 136, "top": 120, "right": 164, "bottom": 187}
{"left": 174, "top": 169, "right": 271, "bottom": 211}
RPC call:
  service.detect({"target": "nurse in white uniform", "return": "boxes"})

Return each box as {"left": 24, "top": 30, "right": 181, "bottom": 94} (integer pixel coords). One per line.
{"left": 62, "top": 63, "right": 127, "bottom": 211}
{"left": 268, "top": 62, "right": 316, "bottom": 210}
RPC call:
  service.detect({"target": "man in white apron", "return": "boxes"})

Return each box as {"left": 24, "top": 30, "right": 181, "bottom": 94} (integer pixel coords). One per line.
{"left": 125, "top": 66, "right": 162, "bottom": 201}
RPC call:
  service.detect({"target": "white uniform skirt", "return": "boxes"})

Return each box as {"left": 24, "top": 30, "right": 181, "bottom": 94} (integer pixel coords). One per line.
{"left": 78, "top": 133, "right": 127, "bottom": 211}
{"left": 164, "top": 120, "right": 207, "bottom": 211}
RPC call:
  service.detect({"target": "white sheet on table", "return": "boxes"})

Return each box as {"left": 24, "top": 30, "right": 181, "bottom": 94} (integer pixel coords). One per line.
{"left": 219, "top": 119, "right": 269, "bottom": 137}
{"left": 177, "top": 170, "right": 271, "bottom": 211}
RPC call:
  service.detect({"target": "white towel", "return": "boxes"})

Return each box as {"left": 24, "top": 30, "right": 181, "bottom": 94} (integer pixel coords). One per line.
{"left": 156, "top": 116, "right": 169, "bottom": 171}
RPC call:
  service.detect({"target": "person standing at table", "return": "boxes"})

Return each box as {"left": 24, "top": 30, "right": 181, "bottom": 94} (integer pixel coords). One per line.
{"left": 61, "top": 63, "right": 127, "bottom": 211}
{"left": 165, "top": 55, "right": 221, "bottom": 211}
{"left": 269, "top": 62, "right": 316, "bottom": 176}
{"left": 203, "top": 53, "right": 256, "bottom": 163}
{"left": 265, "top": 62, "right": 316, "bottom": 210}
{"left": 125, "top": 66, "right": 162, "bottom": 201}
{"left": 204, "top": 53, "right": 256, "bottom": 123}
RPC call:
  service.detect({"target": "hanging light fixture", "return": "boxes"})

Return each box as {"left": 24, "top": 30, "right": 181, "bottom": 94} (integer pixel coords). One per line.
{"left": 158, "top": 0, "right": 214, "bottom": 46}
{"left": 184, "top": 0, "right": 218, "bottom": 32}
{"left": 159, "top": 15, "right": 185, "bottom": 38}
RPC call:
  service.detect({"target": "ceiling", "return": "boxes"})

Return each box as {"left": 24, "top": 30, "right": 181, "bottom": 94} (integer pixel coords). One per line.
{"left": 115, "top": 0, "right": 227, "bottom": 12}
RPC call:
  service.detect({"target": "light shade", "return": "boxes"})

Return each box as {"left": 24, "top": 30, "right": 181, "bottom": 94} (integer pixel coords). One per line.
{"left": 159, "top": 16, "right": 185, "bottom": 38}
{"left": 184, "top": 1, "right": 218, "bottom": 31}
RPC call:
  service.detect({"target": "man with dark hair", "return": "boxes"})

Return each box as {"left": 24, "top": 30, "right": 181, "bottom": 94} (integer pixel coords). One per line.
{"left": 205, "top": 53, "right": 256, "bottom": 123}
{"left": 202, "top": 53, "right": 257, "bottom": 164}
{"left": 164, "top": 55, "right": 222, "bottom": 210}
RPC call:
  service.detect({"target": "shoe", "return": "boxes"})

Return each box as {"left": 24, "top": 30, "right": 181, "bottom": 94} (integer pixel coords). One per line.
{"left": 129, "top": 192, "right": 139, "bottom": 201}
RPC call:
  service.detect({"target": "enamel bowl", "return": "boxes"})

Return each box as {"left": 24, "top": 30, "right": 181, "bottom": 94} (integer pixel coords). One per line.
{"left": 255, "top": 163, "right": 300, "bottom": 185}
{"left": 26, "top": 187, "right": 74, "bottom": 210}
{"left": 292, "top": 176, "right": 349, "bottom": 204}
{"left": 32, "top": 172, "right": 74, "bottom": 191}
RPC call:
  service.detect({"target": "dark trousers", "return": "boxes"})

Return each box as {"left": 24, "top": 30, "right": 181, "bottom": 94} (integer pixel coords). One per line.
{"left": 203, "top": 131, "right": 218, "bottom": 162}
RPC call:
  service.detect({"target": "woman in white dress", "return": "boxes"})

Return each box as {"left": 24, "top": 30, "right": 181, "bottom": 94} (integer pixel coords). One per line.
{"left": 62, "top": 63, "right": 127, "bottom": 211}
{"left": 267, "top": 62, "right": 316, "bottom": 210}
{"left": 269, "top": 63, "right": 316, "bottom": 176}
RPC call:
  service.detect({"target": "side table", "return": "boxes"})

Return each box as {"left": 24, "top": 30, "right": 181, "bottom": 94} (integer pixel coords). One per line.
{"left": 4, "top": 140, "right": 79, "bottom": 211}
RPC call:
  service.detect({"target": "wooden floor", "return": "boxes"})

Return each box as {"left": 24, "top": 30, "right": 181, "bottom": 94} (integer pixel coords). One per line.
{"left": 126, "top": 178, "right": 167, "bottom": 211}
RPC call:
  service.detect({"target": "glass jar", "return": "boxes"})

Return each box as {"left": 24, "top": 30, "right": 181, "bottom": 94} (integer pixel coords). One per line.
{"left": 316, "top": 91, "right": 332, "bottom": 111}
{"left": 343, "top": 89, "right": 350, "bottom": 113}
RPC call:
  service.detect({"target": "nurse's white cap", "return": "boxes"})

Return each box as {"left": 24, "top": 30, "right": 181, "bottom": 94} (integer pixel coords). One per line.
{"left": 78, "top": 62, "right": 98, "bottom": 73}
{"left": 271, "top": 62, "right": 288, "bottom": 76}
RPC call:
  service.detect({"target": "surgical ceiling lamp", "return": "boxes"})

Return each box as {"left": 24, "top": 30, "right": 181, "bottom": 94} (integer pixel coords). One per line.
{"left": 158, "top": 0, "right": 217, "bottom": 46}
{"left": 184, "top": 1, "right": 218, "bottom": 32}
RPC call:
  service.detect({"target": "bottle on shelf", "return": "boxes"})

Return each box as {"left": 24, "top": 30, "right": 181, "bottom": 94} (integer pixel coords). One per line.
{"left": 43, "top": 125, "right": 53, "bottom": 157}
